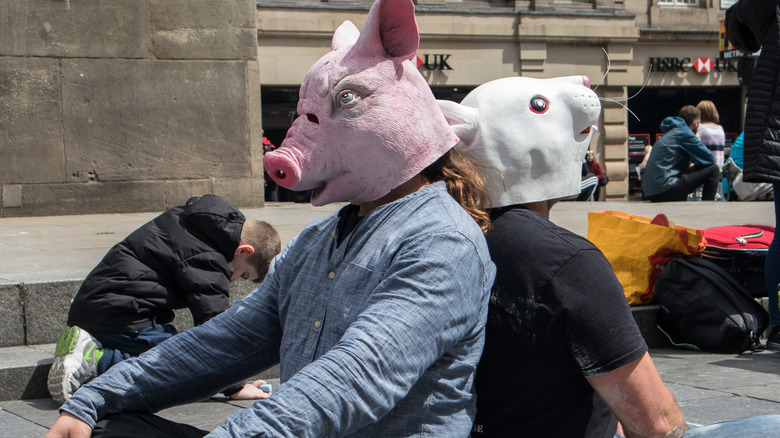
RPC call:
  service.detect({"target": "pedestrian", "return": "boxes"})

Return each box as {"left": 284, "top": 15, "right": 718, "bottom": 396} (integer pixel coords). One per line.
{"left": 45, "top": 0, "right": 495, "bottom": 436}
{"left": 641, "top": 105, "right": 721, "bottom": 202}
{"left": 726, "top": 0, "right": 780, "bottom": 350}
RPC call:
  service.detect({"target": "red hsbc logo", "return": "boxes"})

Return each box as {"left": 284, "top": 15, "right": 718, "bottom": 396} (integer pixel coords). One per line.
{"left": 693, "top": 57, "right": 713, "bottom": 73}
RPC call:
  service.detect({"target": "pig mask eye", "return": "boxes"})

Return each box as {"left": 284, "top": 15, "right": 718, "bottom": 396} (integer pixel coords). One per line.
{"left": 337, "top": 90, "right": 357, "bottom": 107}
{"left": 529, "top": 96, "right": 549, "bottom": 114}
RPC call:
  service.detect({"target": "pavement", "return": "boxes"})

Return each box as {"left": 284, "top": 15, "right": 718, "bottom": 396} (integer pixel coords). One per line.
{"left": 1, "top": 199, "right": 780, "bottom": 435}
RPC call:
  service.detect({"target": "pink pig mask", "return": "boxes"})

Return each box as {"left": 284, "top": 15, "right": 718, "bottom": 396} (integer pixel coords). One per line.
{"left": 263, "top": 0, "right": 458, "bottom": 206}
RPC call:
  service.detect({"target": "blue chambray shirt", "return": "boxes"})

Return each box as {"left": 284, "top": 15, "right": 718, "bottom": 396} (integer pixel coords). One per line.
{"left": 62, "top": 182, "right": 495, "bottom": 437}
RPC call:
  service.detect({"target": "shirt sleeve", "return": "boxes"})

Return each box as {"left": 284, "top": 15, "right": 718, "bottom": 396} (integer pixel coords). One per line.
{"left": 208, "top": 230, "right": 492, "bottom": 437}
{"left": 59, "top": 254, "right": 286, "bottom": 428}
{"left": 679, "top": 128, "right": 715, "bottom": 167}
{"left": 548, "top": 248, "right": 647, "bottom": 377}
{"left": 592, "top": 162, "right": 605, "bottom": 179}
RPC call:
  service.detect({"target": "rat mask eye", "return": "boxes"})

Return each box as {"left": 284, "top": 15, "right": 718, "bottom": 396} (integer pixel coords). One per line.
{"left": 529, "top": 96, "right": 549, "bottom": 114}
{"left": 337, "top": 90, "right": 356, "bottom": 107}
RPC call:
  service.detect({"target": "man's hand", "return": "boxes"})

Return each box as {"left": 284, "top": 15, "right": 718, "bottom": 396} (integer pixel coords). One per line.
{"left": 228, "top": 380, "right": 272, "bottom": 400}
{"left": 44, "top": 412, "right": 92, "bottom": 438}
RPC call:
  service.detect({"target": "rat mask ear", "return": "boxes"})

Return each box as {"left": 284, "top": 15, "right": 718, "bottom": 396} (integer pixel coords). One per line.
{"left": 351, "top": 0, "right": 419, "bottom": 61}
{"left": 438, "top": 100, "right": 480, "bottom": 150}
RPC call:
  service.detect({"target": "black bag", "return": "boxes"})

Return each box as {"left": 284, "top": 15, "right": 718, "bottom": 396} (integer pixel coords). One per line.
{"left": 656, "top": 255, "right": 769, "bottom": 353}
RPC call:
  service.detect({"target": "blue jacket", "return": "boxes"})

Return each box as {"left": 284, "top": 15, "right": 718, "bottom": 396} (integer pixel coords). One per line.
{"left": 642, "top": 117, "right": 715, "bottom": 197}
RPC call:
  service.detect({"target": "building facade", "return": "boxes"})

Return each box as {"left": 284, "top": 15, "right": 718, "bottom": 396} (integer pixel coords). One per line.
{"left": 256, "top": 0, "right": 744, "bottom": 200}
{"left": 0, "top": 0, "right": 263, "bottom": 217}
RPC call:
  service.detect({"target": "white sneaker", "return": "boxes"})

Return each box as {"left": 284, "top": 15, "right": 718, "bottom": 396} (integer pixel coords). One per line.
{"left": 47, "top": 326, "right": 103, "bottom": 404}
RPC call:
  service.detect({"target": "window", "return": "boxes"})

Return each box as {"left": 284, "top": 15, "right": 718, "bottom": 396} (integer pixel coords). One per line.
{"left": 658, "top": 0, "right": 698, "bottom": 6}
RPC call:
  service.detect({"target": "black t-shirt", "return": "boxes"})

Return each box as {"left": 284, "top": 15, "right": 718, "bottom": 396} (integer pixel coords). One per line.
{"left": 472, "top": 207, "right": 647, "bottom": 438}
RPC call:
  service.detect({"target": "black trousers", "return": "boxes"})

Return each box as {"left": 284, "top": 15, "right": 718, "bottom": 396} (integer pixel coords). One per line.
{"left": 92, "top": 412, "right": 208, "bottom": 438}
{"left": 648, "top": 163, "right": 721, "bottom": 202}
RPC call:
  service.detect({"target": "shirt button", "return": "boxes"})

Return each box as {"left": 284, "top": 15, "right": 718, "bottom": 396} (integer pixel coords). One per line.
{"left": 331, "top": 231, "right": 336, "bottom": 238}
{"left": 314, "top": 320, "right": 321, "bottom": 329}
{"left": 328, "top": 271, "right": 336, "bottom": 279}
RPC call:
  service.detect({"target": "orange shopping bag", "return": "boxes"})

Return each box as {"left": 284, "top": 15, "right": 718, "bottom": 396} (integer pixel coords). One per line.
{"left": 587, "top": 211, "right": 707, "bottom": 305}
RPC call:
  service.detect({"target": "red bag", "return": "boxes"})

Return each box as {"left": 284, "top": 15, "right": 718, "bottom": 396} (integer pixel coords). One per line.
{"left": 701, "top": 225, "right": 774, "bottom": 297}
{"left": 702, "top": 225, "right": 773, "bottom": 249}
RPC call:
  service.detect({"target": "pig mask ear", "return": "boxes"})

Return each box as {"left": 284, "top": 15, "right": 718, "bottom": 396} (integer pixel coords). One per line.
{"left": 351, "top": 0, "right": 419, "bottom": 61}
{"left": 332, "top": 21, "right": 361, "bottom": 50}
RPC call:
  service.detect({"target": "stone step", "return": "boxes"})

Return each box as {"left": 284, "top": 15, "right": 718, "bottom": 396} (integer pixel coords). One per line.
{"left": 0, "top": 343, "right": 281, "bottom": 402}
{"left": 0, "top": 278, "right": 259, "bottom": 349}
{"left": 0, "top": 306, "right": 671, "bottom": 402}
{"left": 0, "top": 344, "right": 55, "bottom": 401}
{"left": 0, "top": 282, "right": 768, "bottom": 401}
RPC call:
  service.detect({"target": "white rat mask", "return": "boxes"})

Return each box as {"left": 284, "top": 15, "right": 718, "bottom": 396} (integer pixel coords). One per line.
{"left": 263, "top": 0, "right": 458, "bottom": 206}
{"left": 437, "top": 76, "right": 601, "bottom": 207}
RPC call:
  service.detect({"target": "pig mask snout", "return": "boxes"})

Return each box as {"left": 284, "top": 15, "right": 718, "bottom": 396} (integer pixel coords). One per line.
{"left": 263, "top": 109, "right": 323, "bottom": 189}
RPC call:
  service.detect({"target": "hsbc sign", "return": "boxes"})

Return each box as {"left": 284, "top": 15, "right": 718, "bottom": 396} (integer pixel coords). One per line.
{"left": 648, "top": 57, "right": 737, "bottom": 73}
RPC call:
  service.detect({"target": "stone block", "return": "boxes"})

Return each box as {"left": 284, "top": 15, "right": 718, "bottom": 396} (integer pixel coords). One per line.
{"left": 1, "top": 181, "right": 166, "bottom": 217}
{"left": 0, "top": 345, "right": 54, "bottom": 401}
{"left": 0, "top": 0, "right": 151, "bottom": 58}
{"left": 0, "top": 58, "right": 64, "bottom": 184}
{"left": 2, "top": 185, "right": 22, "bottom": 208}
{"left": 602, "top": 124, "right": 627, "bottom": 144}
{"left": 150, "top": 0, "right": 257, "bottom": 60}
{"left": 61, "top": 59, "right": 252, "bottom": 182}
{"left": 212, "top": 177, "right": 264, "bottom": 209}
{"left": 164, "top": 180, "right": 214, "bottom": 208}
{"left": 0, "top": 284, "right": 25, "bottom": 348}
{"left": 603, "top": 161, "right": 628, "bottom": 181}
{"left": 21, "top": 280, "right": 82, "bottom": 345}
{"left": 604, "top": 142, "right": 627, "bottom": 160}
{"left": 630, "top": 305, "right": 671, "bottom": 348}
{"left": 603, "top": 106, "right": 627, "bottom": 124}
{"left": 605, "top": 179, "right": 628, "bottom": 198}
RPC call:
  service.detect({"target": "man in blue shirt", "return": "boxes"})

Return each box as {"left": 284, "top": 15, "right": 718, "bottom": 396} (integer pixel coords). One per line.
{"left": 642, "top": 105, "right": 721, "bottom": 202}
{"left": 45, "top": 0, "right": 496, "bottom": 436}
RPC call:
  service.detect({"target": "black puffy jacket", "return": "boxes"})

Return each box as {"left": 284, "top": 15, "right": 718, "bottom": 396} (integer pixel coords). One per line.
{"left": 726, "top": 0, "right": 780, "bottom": 184}
{"left": 68, "top": 195, "right": 244, "bottom": 333}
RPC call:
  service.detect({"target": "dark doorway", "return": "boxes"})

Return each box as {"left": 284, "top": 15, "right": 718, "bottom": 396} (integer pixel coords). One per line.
{"left": 626, "top": 86, "right": 743, "bottom": 141}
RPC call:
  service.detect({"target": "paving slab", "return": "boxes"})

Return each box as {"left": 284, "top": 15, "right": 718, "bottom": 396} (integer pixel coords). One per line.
{"left": 0, "top": 379, "right": 280, "bottom": 432}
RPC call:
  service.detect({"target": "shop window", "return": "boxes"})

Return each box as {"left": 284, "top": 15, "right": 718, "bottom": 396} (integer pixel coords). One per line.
{"left": 658, "top": 0, "right": 699, "bottom": 6}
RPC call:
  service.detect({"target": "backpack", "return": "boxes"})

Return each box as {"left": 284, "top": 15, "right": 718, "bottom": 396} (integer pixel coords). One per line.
{"left": 656, "top": 255, "right": 769, "bottom": 354}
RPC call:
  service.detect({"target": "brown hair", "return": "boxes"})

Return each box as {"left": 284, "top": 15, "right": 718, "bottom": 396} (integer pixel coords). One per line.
{"left": 422, "top": 148, "right": 491, "bottom": 233}
{"left": 241, "top": 219, "right": 282, "bottom": 282}
{"left": 696, "top": 100, "right": 720, "bottom": 124}
{"left": 678, "top": 105, "right": 701, "bottom": 127}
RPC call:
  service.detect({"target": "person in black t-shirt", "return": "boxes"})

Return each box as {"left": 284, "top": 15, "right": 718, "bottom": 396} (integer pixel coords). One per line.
{"left": 442, "top": 74, "right": 780, "bottom": 438}
{"left": 439, "top": 75, "right": 686, "bottom": 437}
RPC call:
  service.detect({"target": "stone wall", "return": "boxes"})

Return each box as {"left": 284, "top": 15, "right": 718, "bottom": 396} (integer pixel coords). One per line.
{"left": 0, "top": 0, "right": 264, "bottom": 217}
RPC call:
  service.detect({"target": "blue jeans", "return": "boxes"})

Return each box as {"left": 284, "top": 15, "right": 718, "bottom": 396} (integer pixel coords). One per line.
{"left": 91, "top": 324, "right": 178, "bottom": 375}
{"left": 767, "top": 183, "right": 780, "bottom": 326}
{"left": 615, "top": 415, "right": 780, "bottom": 437}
